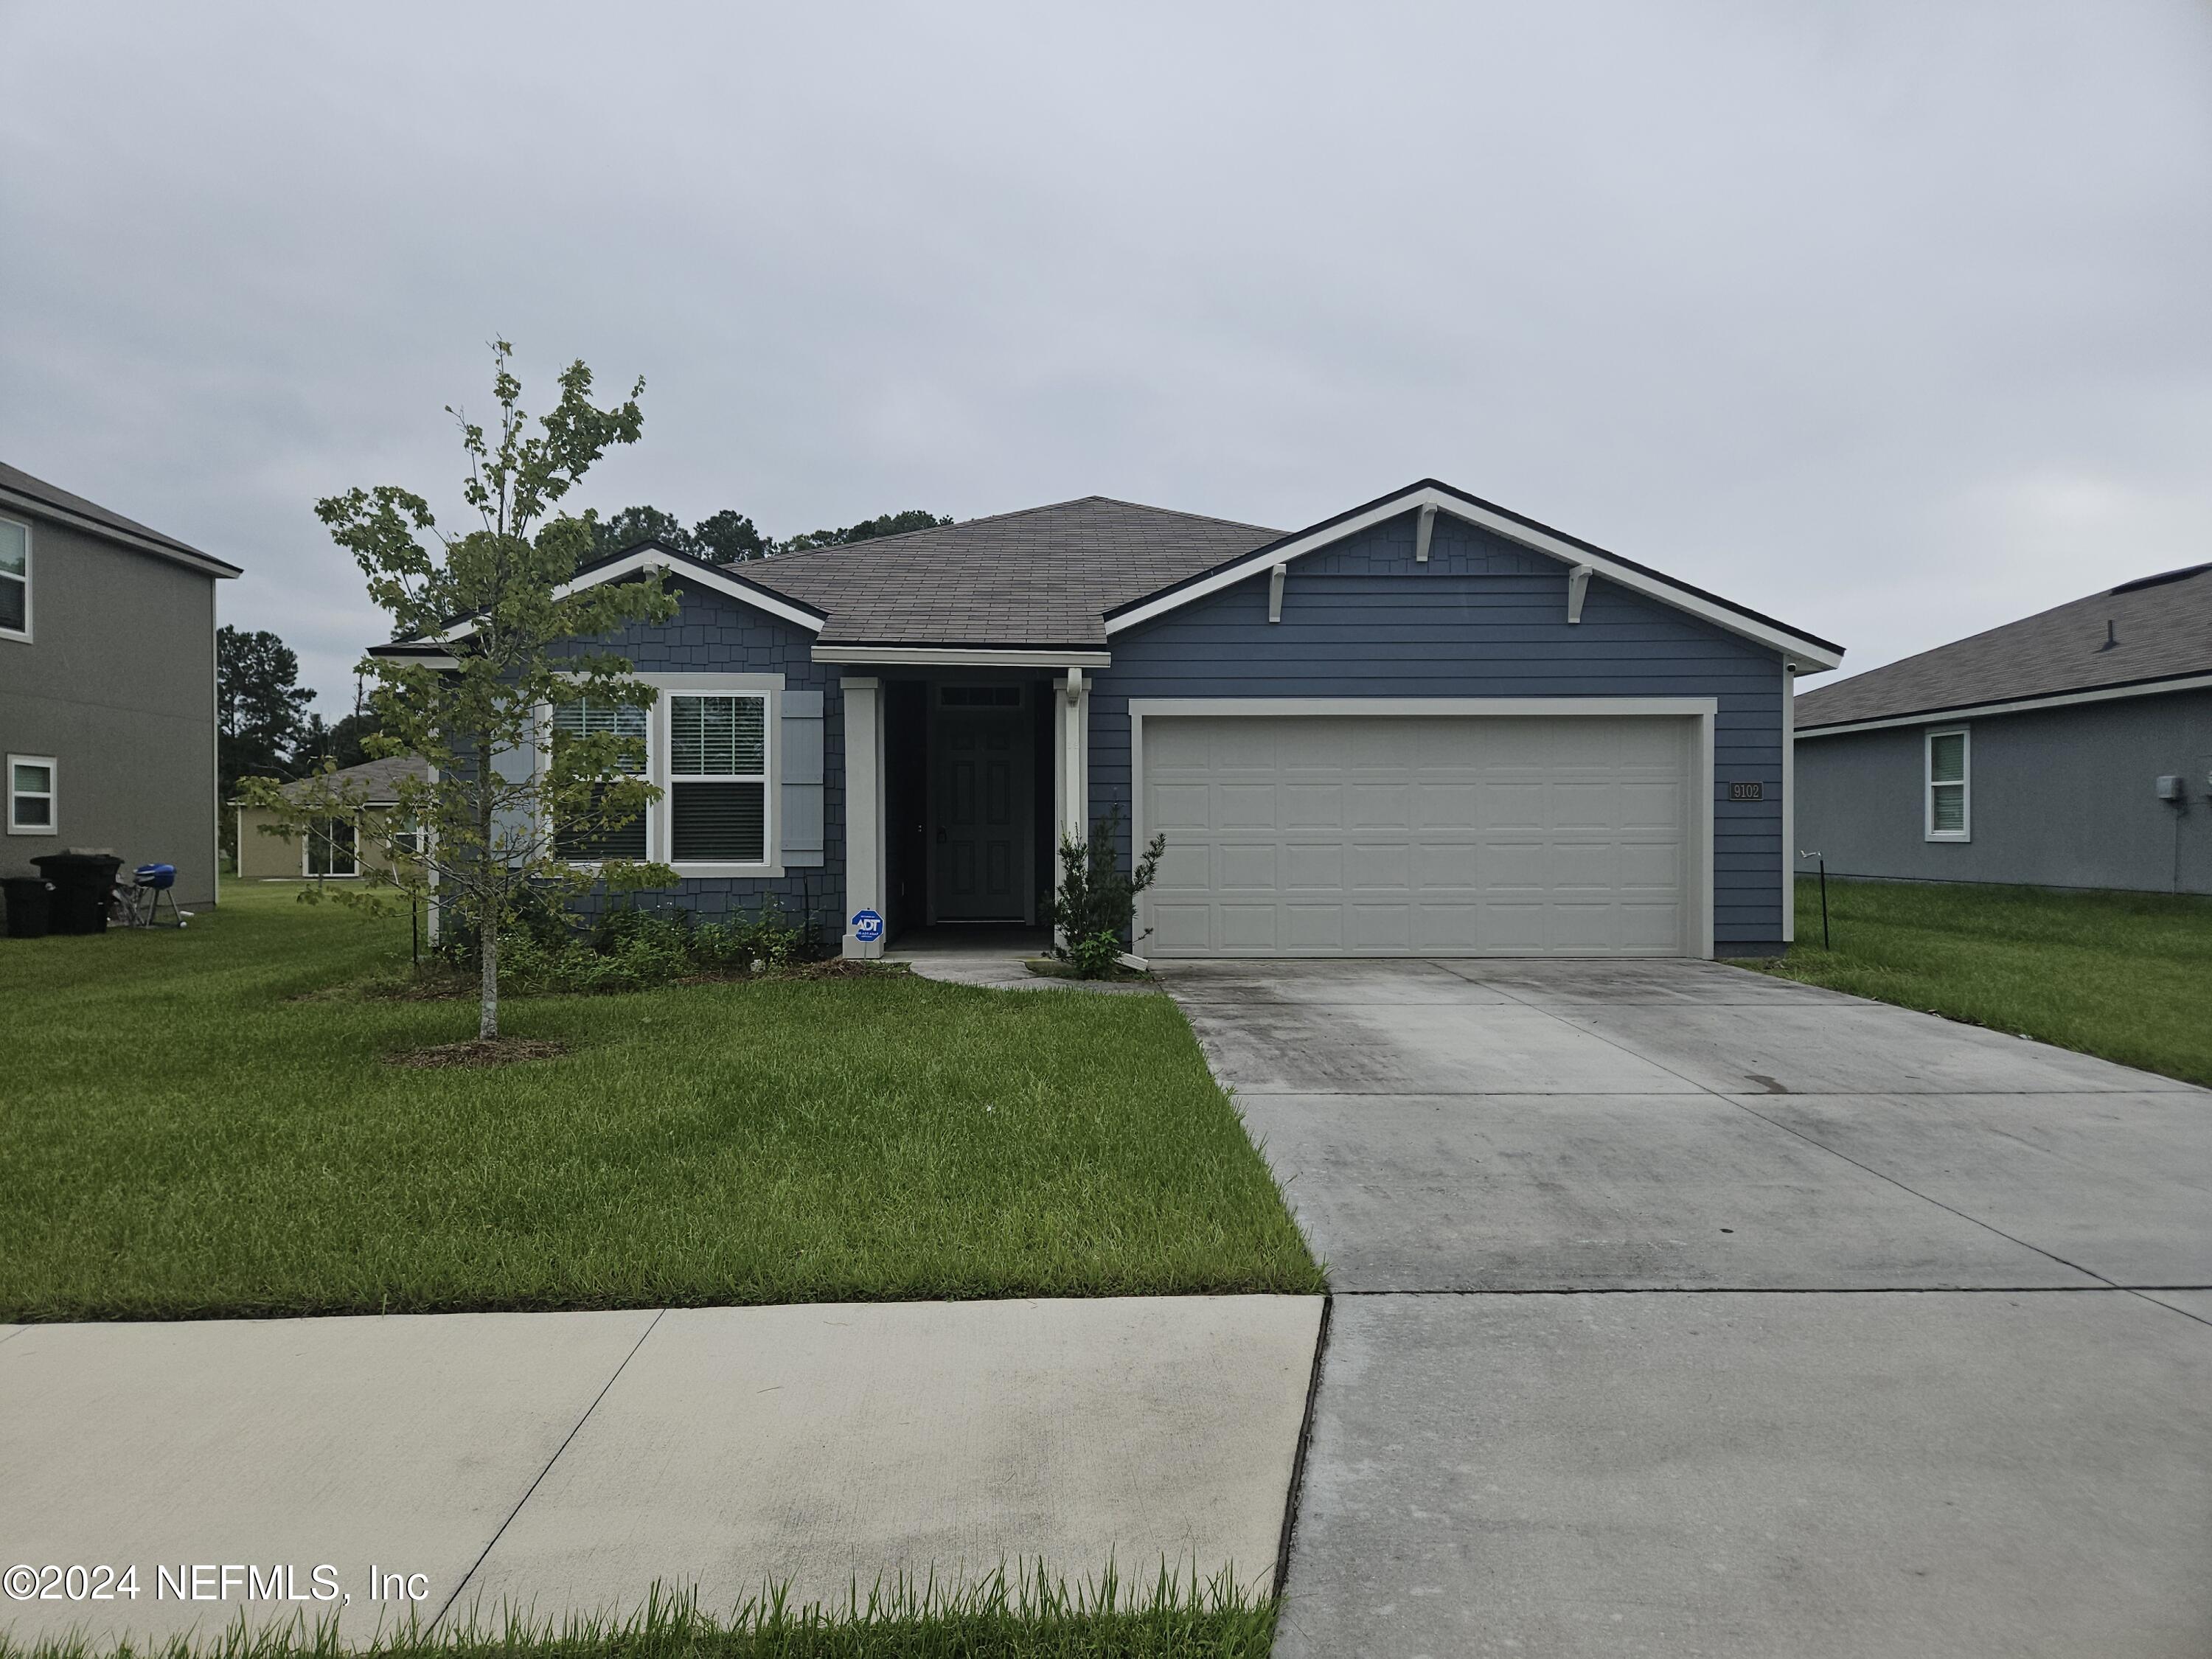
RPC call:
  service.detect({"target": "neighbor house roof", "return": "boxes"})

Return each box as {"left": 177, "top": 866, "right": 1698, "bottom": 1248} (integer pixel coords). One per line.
{"left": 246, "top": 754, "right": 431, "bottom": 807}
{"left": 1795, "top": 563, "right": 2212, "bottom": 734}
{"left": 742, "top": 495, "right": 1284, "bottom": 649}
{"left": 0, "top": 461, "right": 242, "bottom": 578}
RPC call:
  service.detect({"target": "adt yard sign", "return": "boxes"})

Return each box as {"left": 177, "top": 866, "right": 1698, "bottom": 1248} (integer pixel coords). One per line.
{"left": 851, "top": 908, "right": 885, "bottom": 944}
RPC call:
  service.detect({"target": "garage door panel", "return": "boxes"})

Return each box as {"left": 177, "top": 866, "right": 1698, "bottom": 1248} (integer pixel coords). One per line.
{"left": 1413, "top": 902, "right": 1484, "bottom": 950}
{"left": 1284, "top": 905, "right": 1346, "bottom": 948}
{"left": 1481, "top": 841, "right": 1550, "bottom": 891}
{"left": 1150, "top": 782, "right": 1214, "bottom": 833}
{"left": 1280, "top": 785, "right": 1344, "bottom": 830}
{"left": 1621, "top": 903, "right": 1685, "bottom": 949}
{"left": 1216, "top": 842, "right": 1278, "bottom": 891}
{"left": 1150, "top": 903, "right": 1216, "bottom": 952}
{"left": 1349, "top": 783, "right": 1411, "bottom": 827}
{"left": 1218, "top": 903, "right": 1279, "bottom": 950}
{"left": 1345, "top": 841, "right": 1411, "bottom": 891}
{"left": 1480, "top": 780, "right": 1548, "bottom": 830}
{"left": 1351, "top": 904, "right": 1413, "bottom": 950}
{"left": 1217, "top": 784, "right": 1279, "bottom": 830}
{"left": 1141, "top": 714, "right": 1692, "bottom": 957}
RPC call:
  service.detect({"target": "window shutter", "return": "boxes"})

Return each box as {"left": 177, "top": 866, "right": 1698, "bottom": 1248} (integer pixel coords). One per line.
{"left": 781, "top": 690, "right": 824, "bottom": 868}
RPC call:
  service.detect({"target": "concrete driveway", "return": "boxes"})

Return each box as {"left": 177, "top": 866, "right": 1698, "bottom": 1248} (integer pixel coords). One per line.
{"left": 1163, "top": 958, "right": 2212, "bottom": 1658}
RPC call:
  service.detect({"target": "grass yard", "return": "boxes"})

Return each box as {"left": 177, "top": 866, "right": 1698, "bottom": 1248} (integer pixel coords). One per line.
{"left": 0, "top": 884, "right": 1320, "bottom": 1322}
{"left": 1747, "top": 876, "right": 2212, "bottom": 1087}
{"left": 0, "top": 1572, "right": 1277, "bottom": 1659}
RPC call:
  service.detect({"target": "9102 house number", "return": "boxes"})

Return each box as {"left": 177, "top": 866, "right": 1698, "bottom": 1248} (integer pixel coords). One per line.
{"left": 1728, "top": 782, "right": 1764, "bottom": 801}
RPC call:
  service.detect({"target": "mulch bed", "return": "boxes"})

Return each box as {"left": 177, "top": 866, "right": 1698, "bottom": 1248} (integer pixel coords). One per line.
{"left": 382, "top": 1037, "right": 568, "bottom": 1068}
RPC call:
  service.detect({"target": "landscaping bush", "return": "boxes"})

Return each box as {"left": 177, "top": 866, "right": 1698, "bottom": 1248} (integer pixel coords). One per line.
{"left": 1048, "top": 807, "right": 1165, "bottom": 978}
{"left": 437, "top": 894, "right": 815, "bottom": 995}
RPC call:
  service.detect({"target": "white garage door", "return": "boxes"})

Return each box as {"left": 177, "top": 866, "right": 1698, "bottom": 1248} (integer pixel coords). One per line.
{"left": 1141, "top": 713, "right": 1695, "bottom": 957}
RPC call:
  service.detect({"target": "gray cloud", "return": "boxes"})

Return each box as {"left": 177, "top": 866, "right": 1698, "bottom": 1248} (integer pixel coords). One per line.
{"left": 4, "top": 1, "right": 2207, "bottom": 706}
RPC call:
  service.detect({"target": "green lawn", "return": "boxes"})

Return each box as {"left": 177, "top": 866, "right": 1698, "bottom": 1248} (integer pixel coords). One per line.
{"left": 0, "top": 1571, "right": 1276, "bottom": 1659}
{"left": 0, "top": 884, "right": 1319, "bottom": 1322}
{"left": 1746, "top": 877, "right": 2212, "bottom": 1087}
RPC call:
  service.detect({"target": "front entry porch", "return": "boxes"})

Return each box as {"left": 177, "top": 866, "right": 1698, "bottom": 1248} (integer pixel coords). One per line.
{"left": 842, "top": 667, "right": 1094, "bottom": 957}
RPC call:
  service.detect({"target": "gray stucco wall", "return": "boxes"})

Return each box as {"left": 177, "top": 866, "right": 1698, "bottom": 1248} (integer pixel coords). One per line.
{"left": 554, "top": 576, "right": 848, "bottom": 945}
{"left": 1087, "top": 509, "right": 1792, "bottom": 949}
{"left": 1795, "top": 689, "right": 2212, "bottom": 894}
{"left": 0, "top": 510, "right": 221, "bottom": 908}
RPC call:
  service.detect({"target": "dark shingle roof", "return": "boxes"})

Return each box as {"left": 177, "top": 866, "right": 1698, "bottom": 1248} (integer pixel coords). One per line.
{"left": 741, "top": 495, "right": 1282, "bottom": 647}
{"left": 272, "top": 754, "right": 431, "bottom": 804}
{"left": 0, "top": 461, "right": 241, "bottom": 575}
{"left": 1795, "top": 563, "right": 2212, "bottom": 730}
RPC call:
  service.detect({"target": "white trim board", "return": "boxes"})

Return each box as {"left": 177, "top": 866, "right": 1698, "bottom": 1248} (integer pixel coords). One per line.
{"left": 399, "top": 549, "right": 827, "bottom": 650}
{"left": 1127, "top": 695, "right": 1717, "bottom": 960}
{"left": 813, "top": 644, "right": 1111, "bottom": 668}
{"left": 569, "top": 549, "right": 827, "bottom": 633}
{"left": 1105, "top": 484, "right": 1844, "bottom": 672}
{"left": 1796, "top": 672, "right": 2212, "bottom": 738}
{"left": 0, "top": 512, "right": 31, "bottom": 644}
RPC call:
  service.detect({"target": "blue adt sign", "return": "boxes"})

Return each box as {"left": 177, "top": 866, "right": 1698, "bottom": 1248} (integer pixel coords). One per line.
{"left": 850, "top": 909, "right": 885, "bottom": 944}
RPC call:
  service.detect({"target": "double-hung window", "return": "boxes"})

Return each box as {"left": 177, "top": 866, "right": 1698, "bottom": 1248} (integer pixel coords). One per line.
{"left": 551, "top": 698, "right": 650, "bottom": 860}
{"left": 8, "top": 756, "right": 55, "bottom": 834}
{"left": 0, "top": 517, "right": 28, "bottom": 639}
{"left": 668, "top": 693, "right": 768, "bottom": 865}
{"left": 1925, "top": 728, "right": 1970, "bottom": 842}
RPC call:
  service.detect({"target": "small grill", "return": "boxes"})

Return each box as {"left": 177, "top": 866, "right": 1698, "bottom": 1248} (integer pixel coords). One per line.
{"left": 122, "top": 863, "right": 185, "bottom": 928}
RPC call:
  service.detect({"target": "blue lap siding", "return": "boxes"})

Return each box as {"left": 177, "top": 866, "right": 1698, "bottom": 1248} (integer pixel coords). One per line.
{"left": 556, "top": 577, "right": 848, "bottom": 945}
{"left": 1086, "top": 510, "right": 1790, "bottom": 950}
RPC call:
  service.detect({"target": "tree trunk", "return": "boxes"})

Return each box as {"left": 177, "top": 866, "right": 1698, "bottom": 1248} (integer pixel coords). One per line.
{"left": 477, "top": 751, "right": 499, "bottom": 1041}
{"left": 479, "top": 902, "right": 499, "bottom": 1040}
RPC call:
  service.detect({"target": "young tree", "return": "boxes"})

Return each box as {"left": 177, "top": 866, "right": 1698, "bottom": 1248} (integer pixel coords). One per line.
{"left": 243, "top": 341, "right": 679, "bottom": 1040}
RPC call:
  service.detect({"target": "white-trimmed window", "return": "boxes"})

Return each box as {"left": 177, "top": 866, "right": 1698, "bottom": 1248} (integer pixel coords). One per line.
{"left": 305, "top": 817, "right": 358, "bottom": 876}
{"left": 7, "top": 755, "right": 55, "bottom": 834}
{"left": 0, "top": 517, "right": 28, "bottom": 640}
{"left": 668, "top": 693, "right": 768, "bottom": 865}
{"left": 551, "top": 698, "right": 650, "bottom": 860}
{"left": 1925, "top": 728, "right": 1970, "bottom": 842}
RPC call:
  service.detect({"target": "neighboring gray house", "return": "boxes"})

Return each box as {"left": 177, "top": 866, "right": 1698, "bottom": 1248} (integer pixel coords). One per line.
{"left": 374, "top": 480, "right": 1843, "bottom": 958}
{"left": 0, "top": 463, "right": 240, "bottom": 911}
{"left": 1795, "top": 563, "right": 2212, "bottom": 895}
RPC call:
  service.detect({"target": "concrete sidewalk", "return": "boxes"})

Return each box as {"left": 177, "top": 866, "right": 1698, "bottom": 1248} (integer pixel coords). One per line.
{"left": 0, "top": 1296, "right": 1322, "bottom": 1647}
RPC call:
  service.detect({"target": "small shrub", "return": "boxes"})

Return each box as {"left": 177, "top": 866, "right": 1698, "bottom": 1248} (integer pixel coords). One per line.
{"left": 1048, "top": 807, "right": 1165, "bottom": 978}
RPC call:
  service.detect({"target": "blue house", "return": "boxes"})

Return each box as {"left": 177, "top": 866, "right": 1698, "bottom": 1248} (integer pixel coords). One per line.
{"left": 375, "top": 481, "right": 1843, "bottom": 960}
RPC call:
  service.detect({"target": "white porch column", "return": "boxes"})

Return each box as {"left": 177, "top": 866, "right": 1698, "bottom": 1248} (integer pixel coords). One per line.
{"left": 1781, "top": 661, "right": 1796, "bottom": 944}
{"left": 1060, "top": 668, "right": 1089, "bottom": 846}
{"left": 1054, "top": 668, "right": 1090, "bottom": 950}
{"left": 841, "top": 675, "right": 886, "bottom": 959}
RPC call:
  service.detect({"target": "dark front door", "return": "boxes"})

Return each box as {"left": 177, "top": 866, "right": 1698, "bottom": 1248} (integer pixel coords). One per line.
{"left": 931, "top": 687, "right": 1033, "bottom": 922}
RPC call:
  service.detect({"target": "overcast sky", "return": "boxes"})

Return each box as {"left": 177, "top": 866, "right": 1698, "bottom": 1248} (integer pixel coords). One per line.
{"left": 4, "top": 2, "right": 2208, "bottom": 709}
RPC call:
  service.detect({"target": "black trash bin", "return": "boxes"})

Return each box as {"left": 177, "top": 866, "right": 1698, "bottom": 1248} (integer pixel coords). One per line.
{"left": 1, "top": 876, "right": 52, "bottom": 939}
{"left": 32, "top": 852, "right": 122, "bottom": 934}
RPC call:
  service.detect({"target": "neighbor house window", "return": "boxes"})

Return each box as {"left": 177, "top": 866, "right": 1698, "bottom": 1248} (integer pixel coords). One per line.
{"left": 7, "top": 756, "right": 55, "bottom": 834}
{"left": 0, "top": 517, "right": 28, "bottom": 639}
{"left": 305, "top": 818, "right": 358, "bottom": 876}
{"left": 668, "top": 693, "right": 768, "bottom": 864}
{"left": 1925, "top": 728, "right": 1970, "bottom": 842}
{"left": 389, "top": 816, "right": 425, "bottom": 860}
{"left": 551, "top": 698, "right": 649, "bottom": 860}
